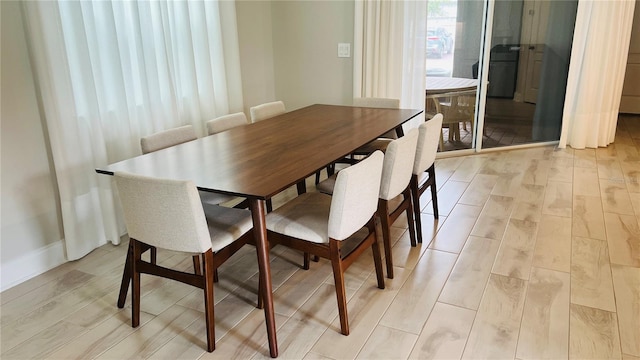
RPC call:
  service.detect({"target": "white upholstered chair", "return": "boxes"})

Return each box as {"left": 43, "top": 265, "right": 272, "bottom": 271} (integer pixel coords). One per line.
{"left": 113, "top": 172, "right": 254, "bottom": 352}
{"left": 140, "top": 125, "right": 234, "bottom": 206}
{"left": 249, "top": 101, "right": 286, "bottom": 123}
{"left": 265, "top": 151, "right": 385, "bottom": 336}
{"left": 410, "top": 114, "right": 443, "bottom": 244}
{"left": 352, "top": 97, "right": 401, "bottom": 155}
{"left": 206, "top": 112, "right": 248, "bottom": 135}
{"left": 140, "top": 125, "right": 197, "bottom": 154}
{"left": 317, "top": 129, "right": 419, "bottom": 279}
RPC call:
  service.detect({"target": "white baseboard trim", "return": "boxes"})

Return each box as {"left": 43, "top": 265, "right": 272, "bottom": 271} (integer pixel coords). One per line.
{"left": 1, "top": 240, "right": 66, "bottom": 292}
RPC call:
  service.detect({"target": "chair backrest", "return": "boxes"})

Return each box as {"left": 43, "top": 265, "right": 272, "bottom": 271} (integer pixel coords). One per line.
{"left": 250, "top": 101, "right": 286, "bottom": 123}
{"left": 206, "top": 112, "right": 248, "bottom": 135}
{"left": 353, "top": 97, "right": 400, "bottom": 109}
{"left": 413, "top": 114, "right": 443, "bottom": 175}
{"left": 328, "top": 151, "right": 384, "bottom": 241}
{"left": 140, "top": 125, "right": 197, "bottom": 154}
{"left": 114, "top": 172, "right": 212, "bottom": 253}
{"left": 379, "top": 128, "right": 419, "bottom": 200}
{"left": 354, "top": 97, "right": 400, "bottom": 139}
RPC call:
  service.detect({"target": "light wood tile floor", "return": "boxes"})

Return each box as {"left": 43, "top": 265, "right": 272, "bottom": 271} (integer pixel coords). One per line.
{"left": 2, "top": 114, "right": 640, "bottom": 359}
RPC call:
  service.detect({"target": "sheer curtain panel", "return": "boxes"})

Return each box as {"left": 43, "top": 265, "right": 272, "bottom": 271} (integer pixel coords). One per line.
{"left": 353, "top": 0, "right": 426, "bottom": 129}
{"left": 22, "top": 1, "right": 243, "bottom": 260}
{"left": 559, "top": 0, "right": 636, "bottom": 149}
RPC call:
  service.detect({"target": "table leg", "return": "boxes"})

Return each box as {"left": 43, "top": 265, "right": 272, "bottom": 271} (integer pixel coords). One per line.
{"left": 249, "top": 199, "right": 278, "bottom": 358}
{"left": 296, "top": 180, "right": 307, "bottom": 195}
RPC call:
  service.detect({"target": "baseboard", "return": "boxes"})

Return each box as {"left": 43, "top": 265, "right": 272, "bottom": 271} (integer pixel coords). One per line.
{"left": 1, "top": 240, "right": 66, "bottom": 292}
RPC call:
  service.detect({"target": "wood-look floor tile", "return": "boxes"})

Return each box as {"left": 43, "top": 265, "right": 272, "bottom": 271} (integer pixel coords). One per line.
{"left": 522, "top": 159, "right": 551, "bottom": 186}
{"left": 516, "top": 267, "right": 570, "bottom": 360}
{"left": 621, "top": 160, "right": 640, "bottom": 193}
{"left": 596, "top": 146, "right": 618, "bottom": 160}
{"left": 574, "top": 167, "right": 601, "bottom": 196}
{"left": 439, "top": 236, "right": 500, "bottom": 310}
{"left": 46, "top": 311, "right": 154, "bottom": 359}
{"left": 611, "top": 265, "right": 640, "bottom": 357}
{"left": 549, "top": 157, "right": 574, "bottom": 182}
{"left": 574, "top": 149, "right": 597, "bottom": 168}
{"left": 492, "top": 218, "right": 538, "bottom": 280}
{"left": 614, "top": 144, "right": 640, "bottom": 161}
{"left": 491, "top": 171, "right": 525, "bottom": 197}
{"left": 603, "top": 213, "right": 640, "bottom": 267}
{"left": 600, "top": 179, "right": 635, "bottom": 215}
{"left": 417, "top": 213, "right": 445, "bottom": 247}
{"left": 569, "top": 304, "right": 621, "bottom": 359}
{"left": 2, "top": 320, "right": 87, "bottom": 359}
{"left": 458, "top": 174, "right": 499, "bottom": 206}
{"left": 629, "top": 192, "right": 640, "bottom": 214}
{"left": 573, "top": 195, "right": 606, "bottom": 240}
{"left": 253, "top": 284, "right": 350, "bottom": 360}
{"left": 470, "top": 195, "right": 515, "bottom": 240}
{"left": 201, "top": 311, "right": 288, "bottom": 359}
{"left": 380, "top": 250, "right": 457, "bottom": 334}
{"left": 571, "top": 237, "right": 616, "bottom": 312}
{"left": 1, "top": 274, "right": 116, "bottom": 352}
{"left": 511, "top": 184, "right": 545, "bottom": 223}
{"left": 533, "top": 215, "right": 572, "bottom": 273}
{"left": 542, "top": 181, "right": 573, "bottom": 217}
{"left": 429, "top": 204, "right": 482, "bottom": 253}
{"left": 450, "top": 156, "right": 487, "bottom": 182}
{"left": 424, "top": 180, "right": 469, "bottom": 217}
{"left": 310, "top": 268, "right": 411, "bottom": 359}
{"left": 598, "top": 158, "right": 625, "bottom": 181}
{"left": 409, "top": 302, "right": 475, "bottom": 360}
{"left": 0, "top": 269, "right": 95, "bottom": 325}
{"left": 94, "top": 305, "right": 202, "bottom": 359}
{"left": 462, "top": 274, "right": 527, "bottom": 359}
{"left": 357, "top": 325, "right": 418, "bottom": 359}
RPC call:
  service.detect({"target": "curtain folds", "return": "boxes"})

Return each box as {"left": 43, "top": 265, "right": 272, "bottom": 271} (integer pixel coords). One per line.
{"left": 22, "top": 1, "right": 243, "bottom": 260}
{"left": 354, "top": 0, "right": 426, "bottom": 129}
{"left": 559, "top": 0, "right": 636, "bottom": 149}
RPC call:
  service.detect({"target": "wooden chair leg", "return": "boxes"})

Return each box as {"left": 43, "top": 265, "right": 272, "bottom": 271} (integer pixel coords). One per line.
{"left": 378, "top": 199, "right": 394, "bottom": 279}
{"left": 131, "top": 240, "right": 142, "bottom": 328}
{"left": 403, "top": 188, "right": 417, "bottom": 247}
{"left": 266, "top": 199, "right": 273, "bottom": 213}
{"left": 117, "top": 241, "right": 134, "bottom": 308}
{"left": 329, "top": 239, "right": 349, "bottom": 336}
{"left": 202, "top": 250, "right": 216, "bottom": 352}
{"left": 150, "top": 247, "right": 157, "bottom": 264}
{"left": 428, "top": 165, "right": 439, "bottom": 219}
{"left": 193, "top": 255, "right": 202, "bottom": 275}
{"left": 410, "top": 176, "right": 423, "bottom": 245}
{"left": 368, "top": 220, "right": 385, "bottom": 290}
{"left": 303, "top": 252, "right": 311, "bottom": 270}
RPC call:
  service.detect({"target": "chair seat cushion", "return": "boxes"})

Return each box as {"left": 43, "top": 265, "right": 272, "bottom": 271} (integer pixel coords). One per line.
{"left": 203, "top": 204, "right": 253, "bottom": 252}
{"left": 266, "top": 192, "right": 332, "bottom": 243}
{"left": 353, "top": 138, "right": 392, "bottom": 155}
{"left": 316, "top": 174, "right": 337, "bottom": 195}
{"left": 199, "top": 190, "right": 235, "bottom": 206}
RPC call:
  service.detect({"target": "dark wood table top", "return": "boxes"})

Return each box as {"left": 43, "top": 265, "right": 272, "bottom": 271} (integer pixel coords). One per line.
{"left": 98, "top": 104, "right": 422, "bottom": 199}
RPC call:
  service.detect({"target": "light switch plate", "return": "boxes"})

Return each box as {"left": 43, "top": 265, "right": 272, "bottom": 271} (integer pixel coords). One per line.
{"left": 338, "top": 43, "right": 350, "bottom": 58}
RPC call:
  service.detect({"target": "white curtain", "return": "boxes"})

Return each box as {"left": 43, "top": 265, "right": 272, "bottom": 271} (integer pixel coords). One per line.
{"left": 559, "top": 0, "right": 635, "bottom": 149}
{"left": 22, "top": 1, "right": 244, "bottom": 260}
{"left": 353, "top": 0, "right": 427, "bottom": 129}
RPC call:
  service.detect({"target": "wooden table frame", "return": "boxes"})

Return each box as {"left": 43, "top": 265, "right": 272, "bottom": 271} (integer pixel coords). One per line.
{"left": 96, "top": 104, "right": 422, "bottom": 357}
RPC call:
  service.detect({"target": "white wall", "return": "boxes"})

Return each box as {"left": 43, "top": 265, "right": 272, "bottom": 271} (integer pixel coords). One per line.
{"left": 236, "top": 0, "right": 355, "bottom": 113}
{"left": 1, "top": 0, "right": 66, "bottom": 291}
{"left": 236, "top": 0, "right": 277, "bottom": 115}
{"left": 271, "top": 1, "right": 354, "bottom": 110}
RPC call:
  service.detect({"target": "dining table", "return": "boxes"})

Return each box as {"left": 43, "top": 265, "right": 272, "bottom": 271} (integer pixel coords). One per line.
{"left": 96, "top": 103, "right": 423, "bottom": 357}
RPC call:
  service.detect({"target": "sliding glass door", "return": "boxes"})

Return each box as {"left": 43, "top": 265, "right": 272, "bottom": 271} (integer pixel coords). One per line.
{"left": 427, "top": 0, "right": 578, "bottom": 153}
